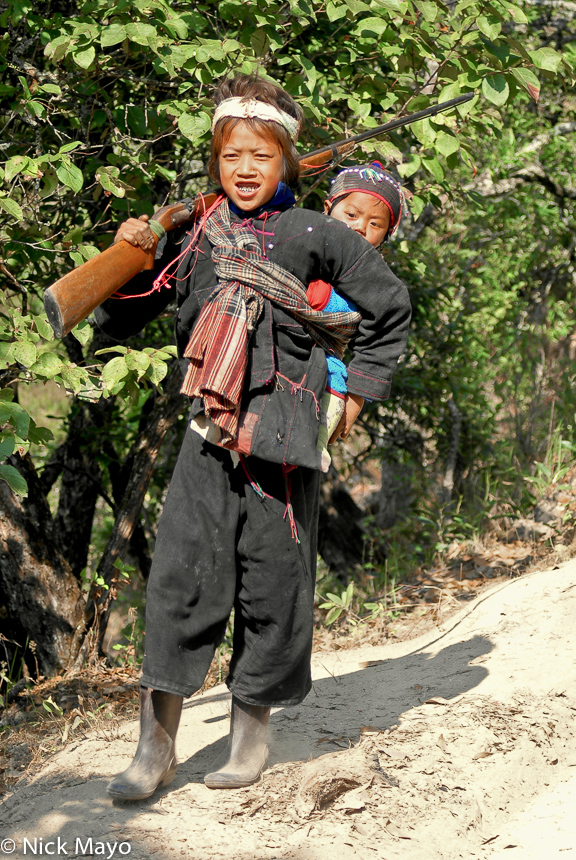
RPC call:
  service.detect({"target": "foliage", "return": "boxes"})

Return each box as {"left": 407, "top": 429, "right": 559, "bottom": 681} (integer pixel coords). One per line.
{"left": 1, "top": 0, "right": 576, "bottom": 673}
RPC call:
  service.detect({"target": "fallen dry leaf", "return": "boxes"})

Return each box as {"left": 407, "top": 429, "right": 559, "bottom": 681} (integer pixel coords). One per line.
{"left": 385, "top": 820, "right": 411, "bottom": 839}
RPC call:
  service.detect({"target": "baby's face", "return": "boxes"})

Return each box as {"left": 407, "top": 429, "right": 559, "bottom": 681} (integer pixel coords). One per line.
{"left": 324, "top": 192, "right": 391, "bottom": 247}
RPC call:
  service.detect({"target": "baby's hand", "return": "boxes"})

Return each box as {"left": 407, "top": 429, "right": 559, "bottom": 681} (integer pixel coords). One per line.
{"left": 114, "top": 214, "right": 155, "bottom": 250}
{"left": 329, "top": 392, "right": 364, "bottom": 444}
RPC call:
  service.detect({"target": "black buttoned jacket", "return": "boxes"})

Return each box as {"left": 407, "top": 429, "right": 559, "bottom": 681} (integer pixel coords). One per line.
{"left": 95, "top": 204, "right": 411, "bottom": 468}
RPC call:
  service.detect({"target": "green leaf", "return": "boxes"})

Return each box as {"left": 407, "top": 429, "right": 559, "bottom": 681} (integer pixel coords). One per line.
{"left": 250, "top": 28, "right": 269, "bottom": 57}
{"left": 0, "top": 402, "right": 30, "bottom": 438}
{"left": 0, "top": 464, "right": 28, "bottom": 496}
{"left": 32, "top": 314, "right": 54, "bottom": 341}
{"left": 327, "top": 1, "right": 348, "bottom": 21}
{"left": 530, "top": 47, "right": 563, "bottom": 73}
{"left": 101, "top": 23, "right": 127, "bottom": 47}
{"left": 44, "top": 35, "right": 72, "bottom": 63}
{"left": 5, "top": 156, "right": 31, "bottom": 182}
{"left": 178, "top": 112, "right": 211, "bottom": 141}
{"left": 101, "top": 356, "right": 130, "bottom": 390}
{"left": 59, "top": 142, "right": 83, "bottom": 154}
{"left": 0, "top": 197, "right": 24, "bottom": 221}
{"left": 435, "top": 131, "right": 460, "bottom": 157}
{"left": 414, "top": 0, "right": 437, "bottom": 22}
{"left": 482, "top": 74, "right": 509, "bottom": 106}
{"left": 511, "top": 67, "right": 540, "bottom": 102}
{"left": 353, "top": 16, "right": 389, "bottom": 36}
{"left": 477, "top": 16, "right": 501, "bottom": 40}
{"left": 0, "top": 435, "right": 15, "bottom": 458}
{"left": 373, "top": 140, "right": 403, "bottom": 163}
{"left": 63, "top": 226, "right": 83, "bottom": 243}
{"left": 60, "top": 365, "right": 87, "bottom": 394}
{"left": 372, "top": 0, "right": 405, "bottom": 11}
{"left": 95, "top": 346, "right": 127, "bottom": 357}
{"left": 56, "top": 161, "right": 84, "bottom": 193}
{"left": 148, "top": 356, "right": 169, "bottom": 385}
{"left": 422, "top": 155, "right": 444, "bottom": 181}
{"left": 73, "top": 45, "right": 96, "bottom": 69}
{"left": 397, "top": 155, "right": 421, "bottom": 178}
{"left": 12, "top": 340, "right": 37, "bottom": 367}
{"left": 39, "top": 83, "right": 62, "bottom": 95}
{"left": 30, "top": 352, "right": 65, "bottom": 378}
{"left": 133, "top": 351, "right": 151, "bottom": 377}
{"left": 0, "top": 342, "right": 14, "bottom": 370}
{"left": 326, "top": 606, "right": 343, "bottom": 625}
{"left": 28, "top": 423, "right": 53, "bottom": 445}
{"left": 437, "top": 82, "right": 461, "bottom": 104}
{"left": 72, "top": 320, "right": 92, "bottom": 346}
{"left": 78, "top": 244, "right": 100, "bottom": 261}
{"left": 499, "top": 0, "right": 528, "bottom": 24}
{"left": 126, "top": 21, "right": 158, "bottom": 45}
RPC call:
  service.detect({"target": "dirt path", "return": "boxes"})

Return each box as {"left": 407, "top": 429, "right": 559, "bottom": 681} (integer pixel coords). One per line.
{"left": 2, "top": 559, "right": 576, "bottom": 859}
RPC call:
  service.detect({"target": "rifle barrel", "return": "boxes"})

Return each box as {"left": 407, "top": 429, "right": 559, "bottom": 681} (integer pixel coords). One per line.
{"left": 302, "top": 92, "right": 475, "bottom": 161}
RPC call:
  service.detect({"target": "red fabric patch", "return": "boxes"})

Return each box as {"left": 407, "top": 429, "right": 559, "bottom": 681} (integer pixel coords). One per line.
{"left": 307, "top": 279, "right": 332, "bottom": 311}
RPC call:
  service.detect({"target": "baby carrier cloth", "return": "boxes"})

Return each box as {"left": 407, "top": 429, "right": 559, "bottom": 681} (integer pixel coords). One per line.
{"left": 180, "top": 197, "right": 361, "bottom": 447}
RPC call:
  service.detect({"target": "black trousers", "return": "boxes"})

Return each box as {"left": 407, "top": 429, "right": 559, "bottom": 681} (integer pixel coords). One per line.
{"left": 141, "top": 427, "right": 320, "bottom": 706}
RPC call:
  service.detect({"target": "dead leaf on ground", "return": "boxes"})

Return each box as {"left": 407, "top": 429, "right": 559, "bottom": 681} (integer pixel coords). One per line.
{"left": 385, "top": 820, "right": 411, "bottom": 839}
{"left": 380, "top": 747, "right": 407, "bottom": 760}
{"left": 334, "top": 784, "right": 370, "bottom": 811}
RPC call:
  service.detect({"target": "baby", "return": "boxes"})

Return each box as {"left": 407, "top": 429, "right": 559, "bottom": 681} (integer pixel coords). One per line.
{"left": 309, "top": 161, "right": 403, "bottom": 469}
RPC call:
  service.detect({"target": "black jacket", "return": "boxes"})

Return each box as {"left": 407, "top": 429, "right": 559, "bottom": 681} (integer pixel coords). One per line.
{"left": 95, "top": 205, "right": 410, "bottom": 468}
{"left": 96, "top": 205, "right": 411, "bottom": 396}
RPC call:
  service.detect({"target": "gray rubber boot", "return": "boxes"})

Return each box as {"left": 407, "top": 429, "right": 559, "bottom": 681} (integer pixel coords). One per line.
{"left": 107, "top": 687, "right": 183, "bottom": 800}
{"left": 204, "top": 696, "right": 270, "bottom": 789}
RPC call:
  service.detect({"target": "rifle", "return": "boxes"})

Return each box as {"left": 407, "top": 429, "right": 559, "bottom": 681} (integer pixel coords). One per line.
{"left": 44, "top": 92, "right": 473, "bottom": 338}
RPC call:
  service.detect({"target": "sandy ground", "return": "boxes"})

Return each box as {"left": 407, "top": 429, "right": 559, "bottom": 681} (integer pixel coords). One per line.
{"left": 2, "top": 558, "right": 576, "bottom": 859}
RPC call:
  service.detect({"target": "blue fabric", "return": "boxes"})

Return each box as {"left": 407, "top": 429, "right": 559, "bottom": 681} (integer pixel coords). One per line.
{"left": 323, "top": 290, "right": 356, "bottom": 394}
{"left": 228, "top": 182, "right": 296, "bottom": 219}
{"left": 326, "top": 354, "right": 348, "bottom": 394}
{"left": 324, "top": 289, "right": 357, "bottom": 314}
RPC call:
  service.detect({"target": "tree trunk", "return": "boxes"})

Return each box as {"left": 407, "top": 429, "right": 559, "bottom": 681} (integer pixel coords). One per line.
{"left": 78, "top": 364, "right": 187, "bottom": 664}
{"left": 440, "top": 397, "right": 462, "bottom": 506}
{"left": 0, "top": 454, "right": 85, "bottom": 676}
{"left": 318, "top": 473, "right": 368, "bottom": 579}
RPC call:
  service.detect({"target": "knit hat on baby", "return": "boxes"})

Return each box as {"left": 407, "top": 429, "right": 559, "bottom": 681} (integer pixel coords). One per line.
{"left": 326, "top": 161, "right": 403, "bottom": 237}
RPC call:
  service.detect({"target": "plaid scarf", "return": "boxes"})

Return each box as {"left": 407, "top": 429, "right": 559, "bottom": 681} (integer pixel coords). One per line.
{"left": 181, "top": 198, "right": 361, "bottom": 444}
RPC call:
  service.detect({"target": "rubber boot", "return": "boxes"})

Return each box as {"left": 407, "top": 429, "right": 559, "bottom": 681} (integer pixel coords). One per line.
{"left": 107, "top": 687, "right": 183, "bottom": 800}
{"left": 204, "top": 696, "right": 270, "bottom": 789}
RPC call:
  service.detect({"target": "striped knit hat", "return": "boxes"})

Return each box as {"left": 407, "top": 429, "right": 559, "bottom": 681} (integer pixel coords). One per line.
{"left": 327, "top": 161, "right": 403, "bottom": 237}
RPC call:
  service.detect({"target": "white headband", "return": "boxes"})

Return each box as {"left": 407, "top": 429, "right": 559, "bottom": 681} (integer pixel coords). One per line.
{"left": 212, "top": 97, "right": 299, "bottom": 142}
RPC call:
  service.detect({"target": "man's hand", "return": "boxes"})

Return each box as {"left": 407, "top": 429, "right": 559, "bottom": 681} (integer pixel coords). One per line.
{"left": 113, "top": 214, "right": 155, "bottom": 250}
{"left": 329, "top": 392, "right": 365, "bottom": 444}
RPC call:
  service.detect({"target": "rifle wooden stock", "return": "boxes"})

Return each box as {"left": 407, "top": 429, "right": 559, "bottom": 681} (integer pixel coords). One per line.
{"left": 44, "top": 91, "right": 474, "bottom": 338}
{"left": 44, "top": 196, "right": 217, "bottom": 338}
